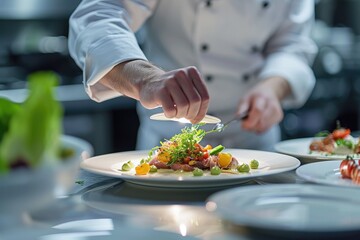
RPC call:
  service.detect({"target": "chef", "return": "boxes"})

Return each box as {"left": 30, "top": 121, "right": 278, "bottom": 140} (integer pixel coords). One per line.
{"left": 68, "top": 0, "right": 317, "bottom": 151}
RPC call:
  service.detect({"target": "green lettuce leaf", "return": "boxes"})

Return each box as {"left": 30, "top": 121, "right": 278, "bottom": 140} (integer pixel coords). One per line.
{"left": 0, "top": 98, "right": 21, "bottom": 172}
{"left": 0, "top": 71, "right": 63, "bottom": 172}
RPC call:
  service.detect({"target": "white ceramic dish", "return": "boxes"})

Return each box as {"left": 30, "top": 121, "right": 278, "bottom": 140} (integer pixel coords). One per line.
{"left": 295, "top": 160, "right": 360, "bottom": 187}
{"left": 274, "top": 137, "right": 360, "bottom": 163}
{"left": 150, "top": 112, "right": 221, "bottom": 124}
{"left": 207, "top": 184, "right": 360, "bottom": 237}
{"left": 80, "top": 149, "right": 300, "bottom": 188}
{"left": 0, "top": 135, "right": 93, "bottom": 226}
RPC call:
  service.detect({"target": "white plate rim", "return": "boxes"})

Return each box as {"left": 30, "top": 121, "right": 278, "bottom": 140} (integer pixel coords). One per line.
{"left": 80, "top": 149, "right": 300, "bottom": 188}
{"left": 207, "top": 184, "right": 360, "bottom": 233}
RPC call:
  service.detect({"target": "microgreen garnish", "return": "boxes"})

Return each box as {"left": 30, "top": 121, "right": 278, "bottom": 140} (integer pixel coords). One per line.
{"left": 314, "top": 130, "right": 330, "bottom": 137}
{"left": 143, "top": 123, "right": 217, "bottom": 166}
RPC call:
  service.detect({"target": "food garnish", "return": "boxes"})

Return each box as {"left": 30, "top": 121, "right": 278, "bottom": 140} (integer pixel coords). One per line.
{"left": 237, "top": 163, "right": 250, "bottom": 173}
{"left": 120, "top": 123, "right": 259, "bottom": 176}
{"left": 250, "top": 159, "right": 259, "bottom": 169}
{"left": 121, "top": 161, "right": 134, "bottom": 171}
{"left": 192, "top": 168, "right": 204, "bottom": 177}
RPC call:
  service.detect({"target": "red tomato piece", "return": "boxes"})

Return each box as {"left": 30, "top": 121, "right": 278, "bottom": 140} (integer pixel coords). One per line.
{"left": 352, "top": 166, "right": 360, "bottom": 184}
{"left": 340, "top": 159, "right": 355, "bottom": 179}
{"left": 332, "top": 128, "right": 351, "bottom": 140}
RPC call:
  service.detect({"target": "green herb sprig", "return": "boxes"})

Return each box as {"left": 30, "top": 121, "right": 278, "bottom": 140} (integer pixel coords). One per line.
{"left": 145, "top": 123, "right": 217, "bottom": 166}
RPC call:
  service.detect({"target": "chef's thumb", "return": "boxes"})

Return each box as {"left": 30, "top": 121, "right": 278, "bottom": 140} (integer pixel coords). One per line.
{"left": 254, "top": 97, "right": 266, "bottom": 111}
{"left": 237, "top": 101, "right": 249, "bottom": 115}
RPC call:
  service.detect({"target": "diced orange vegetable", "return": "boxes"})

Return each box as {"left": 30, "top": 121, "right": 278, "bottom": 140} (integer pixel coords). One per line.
{"left": 203, "top": 145, "right": 213, "bottom": 151}
{"left": 218, "top": 152, "right": 232, "bottom": 168}
{"left": 135, "top": 163, "right": 151, "bottom": 175}
{"left": 157, "top": 151, "right": 171, "bottom": 163}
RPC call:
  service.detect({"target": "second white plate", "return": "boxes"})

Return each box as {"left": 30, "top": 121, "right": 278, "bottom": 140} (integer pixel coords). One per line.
{"left": 207, "top": 184, "right": 360, "bottom": 235}
{"left": 296, "top": 160, "right": 360, "bottom": 187}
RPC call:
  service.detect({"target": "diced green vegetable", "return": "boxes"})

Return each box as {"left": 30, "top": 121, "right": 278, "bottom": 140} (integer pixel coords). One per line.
{"left": 209, "top": 145, "right": 225, "bottom": 155}
{"left": 193, "top": 168, "right": 204, "bottom": 176}
{"left": 149, "top": 165, "right": 158, "bottom": 173}
{"left": 210, "top": 166, "right": 221, "bottom": 175}
{"left": 237, "top": 163, "right": 250, "bottom": 173}
{"left": 250, "top": 159, "right": 259, "bottom": 169}
{"left": 122, "top": 162, "right": 132, "bottom": 171}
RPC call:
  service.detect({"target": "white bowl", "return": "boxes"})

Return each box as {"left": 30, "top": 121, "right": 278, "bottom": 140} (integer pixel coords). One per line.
{"left": 0, "top": 135, "right": 93, "bottom": 217}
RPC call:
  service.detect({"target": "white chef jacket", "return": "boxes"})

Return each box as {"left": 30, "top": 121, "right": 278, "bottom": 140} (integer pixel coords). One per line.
{"left": 69, "top": 0, "right": 317, "bottom": 151}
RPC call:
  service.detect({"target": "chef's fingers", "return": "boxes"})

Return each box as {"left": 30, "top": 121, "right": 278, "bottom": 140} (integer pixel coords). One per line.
{"left": 241, "top": 95, "right": 266, "bottom": 131}
{"left": 188, "top": 67, "right": 210, "bottom": 123}
{"left": 236, "top": 99, "right": 250, "bottom": 116}
{"left": 167, "top": 73, "right": 190, "bottom": 118}
{"left": 255, "top": 101, "right": 283, "bottom": 133}
{"left": 170, "top": 69, "right": 200, "bottom": 120}
{"left": 174, "top": 68, "right": 202, "bottom": 121}
{"left": 156, "top": 87, "right": 177, "bottom": 118}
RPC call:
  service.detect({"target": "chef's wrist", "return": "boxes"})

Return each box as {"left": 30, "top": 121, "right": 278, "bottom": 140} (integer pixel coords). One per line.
{"left": 101, "top": 60, "right": 164, "bottom": 99}
{"left": 258, "top": 76, "right": 291, "bottom": 101}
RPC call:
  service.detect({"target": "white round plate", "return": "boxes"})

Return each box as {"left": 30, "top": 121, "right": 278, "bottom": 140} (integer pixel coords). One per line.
{"left": 207, "top": 184, "right": 360, "bottom": 235}
{"left": 80, "top": 149, "right": 300, "bottom": 188}
{"left": 296, "top": 160, "right": 360, "bottom": 187}
{"left": 150, "top": 112, "right": 221, "bottom": 124}
{"left": 274, "top": 137, "right": 360, "bottom": 163}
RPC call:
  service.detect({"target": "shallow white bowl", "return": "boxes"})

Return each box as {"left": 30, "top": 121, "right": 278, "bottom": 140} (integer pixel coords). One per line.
{"left": 0, "top": 135, "right": 93, "bottom": 217}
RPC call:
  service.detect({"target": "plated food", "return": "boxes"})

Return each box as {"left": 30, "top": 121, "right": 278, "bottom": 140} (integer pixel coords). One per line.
{"left": 121, "top": 124, "right": 259, "bottom": 177}
{"left": 339, "top": 156, "right": 360, "bottom": 185}
{"left": 295, "top": 159, "right": 360, "bottom": 187}
{"left": 275, "top": 126, "right": 360, "bottom": 163}
{"left": 81, "top": 116, "right": 300, "bottom": 188}
{"left": 309, "top": 127, "right": 360, "bottom": 156}
{"left": 81, "top": 149, "right": 300, "bottom": 188}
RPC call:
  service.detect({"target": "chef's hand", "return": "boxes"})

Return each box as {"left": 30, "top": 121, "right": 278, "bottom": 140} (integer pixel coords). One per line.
{"left": 237, "top": 77, "right": 291, "bottom": 133}
{"left": 101, "top": 60, "right": 210, "bottom": 124}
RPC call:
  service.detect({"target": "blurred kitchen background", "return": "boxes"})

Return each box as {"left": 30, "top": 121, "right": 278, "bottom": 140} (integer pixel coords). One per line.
{"left": 1, "top": 0, "right": 360, "bottom": 155}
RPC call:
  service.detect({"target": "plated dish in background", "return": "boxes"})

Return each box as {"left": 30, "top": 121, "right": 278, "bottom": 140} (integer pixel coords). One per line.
{"left": 275, "top": 126, "right": 360, "bottom": 163}
{"left": 206, "top": 184, "right": 360, "bottom": 238}
{"left": 309, "top": 127, "right": 360, "bottom": 156}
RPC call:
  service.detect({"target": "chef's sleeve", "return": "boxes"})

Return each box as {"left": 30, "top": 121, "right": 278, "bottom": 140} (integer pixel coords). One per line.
{"left": 68, "top": 0, "right": 158, "bottom": 102}
{"left": 259, "top": 0, "right": 318, "bottom": 109}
